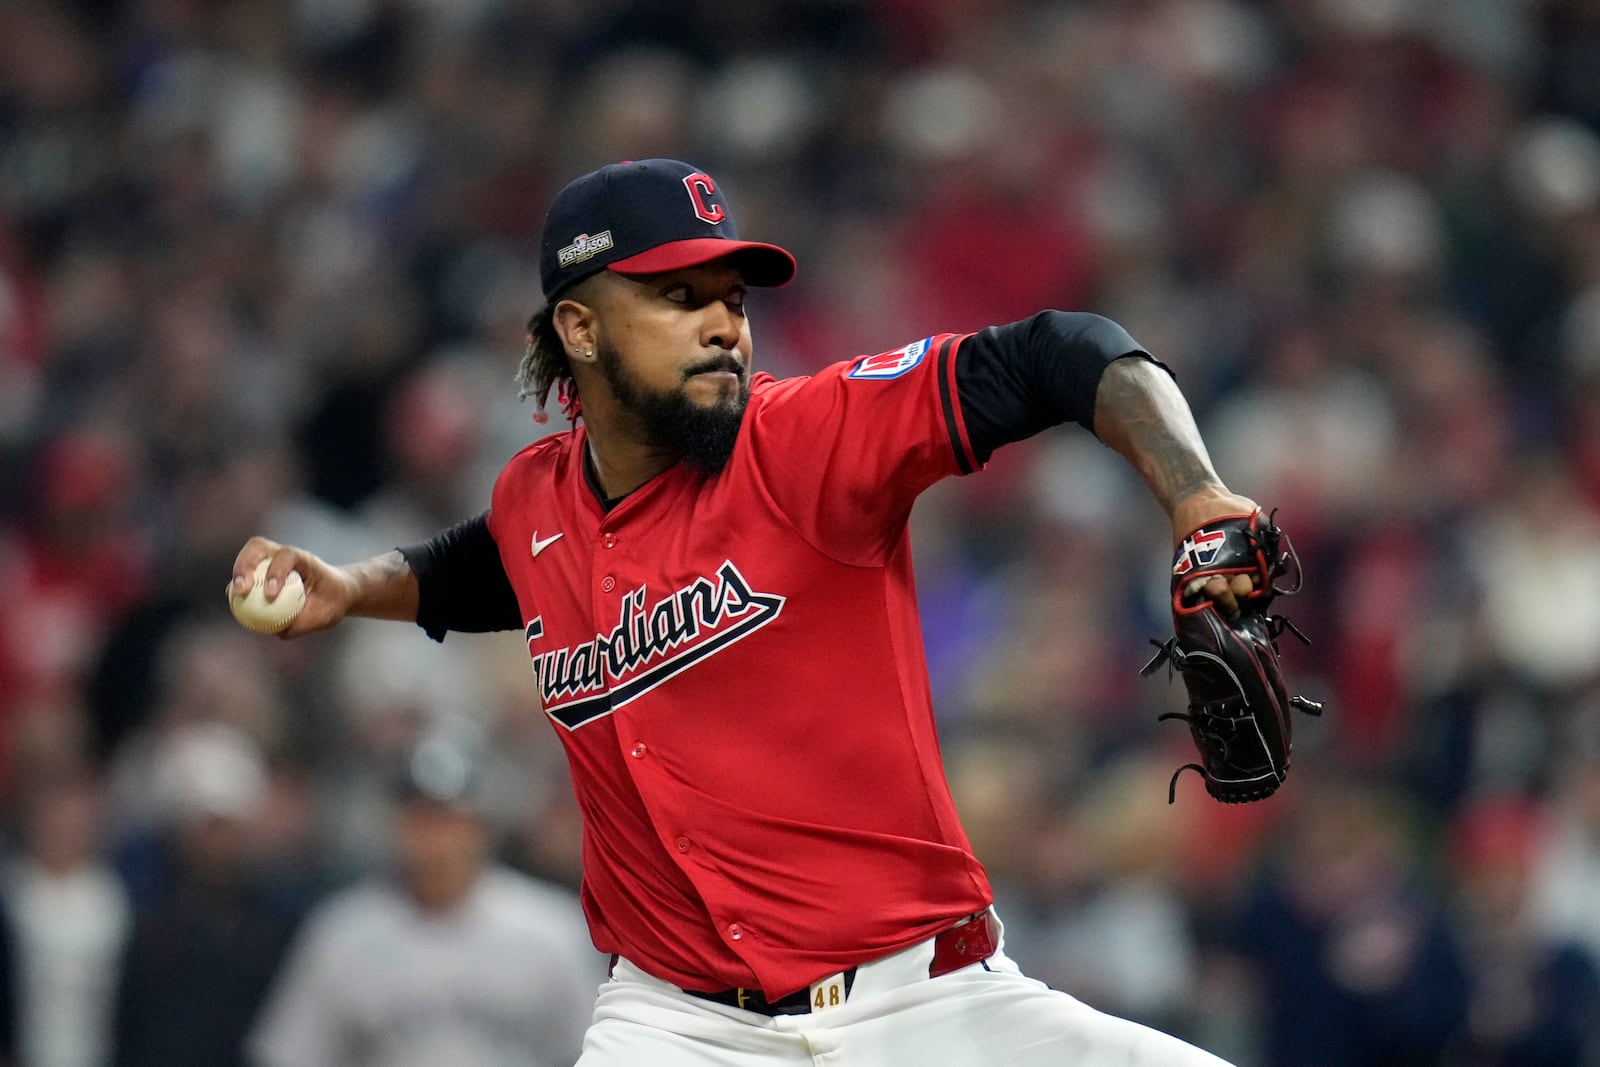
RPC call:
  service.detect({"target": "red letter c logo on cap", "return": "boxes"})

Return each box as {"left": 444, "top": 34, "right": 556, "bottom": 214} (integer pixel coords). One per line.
{"left": 684, "top": 173, "right": 726, "bottom": 225}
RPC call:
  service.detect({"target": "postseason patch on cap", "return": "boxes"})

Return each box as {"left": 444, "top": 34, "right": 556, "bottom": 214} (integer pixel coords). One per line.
{"left": 847, "top": 338, "right": 931, "bottom": 380}
{"left": 557, "top": 230, "right": 614, "bottom": 268}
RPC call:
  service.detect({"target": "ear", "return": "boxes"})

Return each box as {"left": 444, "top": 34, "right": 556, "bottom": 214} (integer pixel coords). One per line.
{"left": 552, "top": 297, "right": 600, "bottom": 364}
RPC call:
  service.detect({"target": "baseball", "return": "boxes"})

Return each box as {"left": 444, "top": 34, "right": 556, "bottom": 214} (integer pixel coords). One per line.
{"left": 230, "top": 558, "right": 306, "bottom": 634}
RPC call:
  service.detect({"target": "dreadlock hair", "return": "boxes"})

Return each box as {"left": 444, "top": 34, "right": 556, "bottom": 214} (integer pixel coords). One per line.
{"left": 514, "top": 301, "right": 575, "bottom": 423}
{"left": 516, "top": 274, "right": 608, "bottom": 422}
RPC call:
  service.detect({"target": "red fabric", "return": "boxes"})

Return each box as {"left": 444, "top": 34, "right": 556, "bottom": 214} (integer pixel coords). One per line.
{"left": 610, "top": 238, "right": 796, "bottom": 287}
{"left": 487, "top": 336, "right": 992, "bottom": 997}
{"left": 928, "top": 910, "right": 999, "bottom": 978}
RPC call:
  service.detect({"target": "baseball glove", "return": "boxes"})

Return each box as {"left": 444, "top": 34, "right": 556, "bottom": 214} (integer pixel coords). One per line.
{"left": 1141, "top": 508, "right": 1323, "bottom": 804}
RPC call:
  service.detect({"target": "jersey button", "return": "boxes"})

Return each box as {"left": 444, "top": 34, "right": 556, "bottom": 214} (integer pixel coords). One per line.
{"left": 675, "top": 836, "right": 690, "bottom": 852}
{"left": 728, "top": 924, "right": 743, "bottom": 941}
{"left": 601, "top": 576, "right": 616, "bottom": 593}
{"left": 602, "top": 533, "right": 618, "bottom": 548}
{"left": 631, "top": 743, "right": 647, "bottom": 758}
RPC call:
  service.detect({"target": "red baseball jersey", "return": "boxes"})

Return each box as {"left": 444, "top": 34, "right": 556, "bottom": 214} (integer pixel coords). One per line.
{"left": 486, "top": 333, "right": 992, "bottom": 998}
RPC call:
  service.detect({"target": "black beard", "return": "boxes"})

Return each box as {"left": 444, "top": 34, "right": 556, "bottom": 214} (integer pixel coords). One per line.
{"left": 597, "top": 343, "right": 749, "bottom": 475}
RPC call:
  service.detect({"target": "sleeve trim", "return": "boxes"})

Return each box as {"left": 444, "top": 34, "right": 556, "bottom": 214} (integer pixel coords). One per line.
{"left": 938, "top": 334, "right": 978, "bottom": 475}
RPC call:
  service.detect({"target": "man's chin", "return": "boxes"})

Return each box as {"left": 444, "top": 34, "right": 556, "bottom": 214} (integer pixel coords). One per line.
{"left": 605, "top": 348, "right": 749, "bottom": 474}
{"left": 676, "top": 401, "right": 746, "bottom": 475}
{"left": 683, "top": 373, "right": 745, "bottom": 407}
{"left": 624, "top": 389, "right": 745, "bottom": 476}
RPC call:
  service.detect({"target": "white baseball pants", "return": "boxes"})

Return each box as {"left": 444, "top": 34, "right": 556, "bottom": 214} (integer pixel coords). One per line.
{"left": 575, "top": 914, "right": 1233, "bottom": 1067}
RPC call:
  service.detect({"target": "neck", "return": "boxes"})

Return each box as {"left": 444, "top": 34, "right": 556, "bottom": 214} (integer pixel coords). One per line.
{"left": 584, "top": 423, "right": 677, "bottom": 499}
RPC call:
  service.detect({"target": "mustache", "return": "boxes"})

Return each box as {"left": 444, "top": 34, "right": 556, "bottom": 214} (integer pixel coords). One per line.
{"left": 683, "top": 353, "right": 745, "bottom": 380}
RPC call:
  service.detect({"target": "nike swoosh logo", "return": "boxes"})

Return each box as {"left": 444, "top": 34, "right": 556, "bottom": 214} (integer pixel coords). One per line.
{"left": 531, "top": 532, "right": 563, "bottom": 558}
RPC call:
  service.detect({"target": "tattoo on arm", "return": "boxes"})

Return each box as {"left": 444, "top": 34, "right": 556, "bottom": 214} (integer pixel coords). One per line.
{"left": 374, "top": 550, "right": 411, "bottom": 582}
{"left": 344, "top": 549, "right": 421, "bottom": 622}
{"left": 1093, "top": 357, "right": 1223, "bottom": 512}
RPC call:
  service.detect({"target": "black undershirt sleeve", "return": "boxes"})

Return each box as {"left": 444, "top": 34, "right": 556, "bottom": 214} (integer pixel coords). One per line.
{"left": 954, "top": 310, "right": 1161, "bottom": 464}
{"left": 397, "top": 511, "right": 523, "bottom": 642}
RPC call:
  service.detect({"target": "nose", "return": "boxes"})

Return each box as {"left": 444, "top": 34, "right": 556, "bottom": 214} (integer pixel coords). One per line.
{"left": 701, "top": 300, "right": 743, "bottom": 352}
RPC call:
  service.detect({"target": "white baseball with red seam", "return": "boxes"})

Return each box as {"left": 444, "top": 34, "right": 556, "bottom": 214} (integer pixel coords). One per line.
{"left": 230, "top": 558, "right": 306, "bottom": 634}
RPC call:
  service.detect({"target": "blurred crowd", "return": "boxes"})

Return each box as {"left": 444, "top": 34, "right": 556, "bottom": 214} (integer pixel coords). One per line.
{"left": 3, "top": 0, "right": 1600, "bottom": 1064}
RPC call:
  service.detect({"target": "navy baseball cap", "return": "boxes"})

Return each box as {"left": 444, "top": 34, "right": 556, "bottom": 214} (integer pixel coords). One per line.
{"left": 538, "top": 158, "right": 797, "bottom": 301}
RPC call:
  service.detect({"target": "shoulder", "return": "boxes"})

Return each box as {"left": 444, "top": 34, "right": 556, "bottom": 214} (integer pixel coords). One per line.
{"left": 749, "top": 370, "right": 812, "bottom": 406}
{"left": 754, "top": 335, "right": 958, "bottom": 402}
{"left": 744, "top": 337, "right": 956, "bottom": 428}
{"left": 498, "top": 430, "right": 577, "bottom": 479}
{"left": 492, "top": 430, "right": 579, "bottom": 505}
{"left": 742, "top": 371, "right": 821, "bottom": 435}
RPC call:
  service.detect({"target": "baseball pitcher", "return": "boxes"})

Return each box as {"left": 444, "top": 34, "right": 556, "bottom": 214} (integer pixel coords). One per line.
{"left": 231, "top": 159, "right": 1317, "bottom": 1066}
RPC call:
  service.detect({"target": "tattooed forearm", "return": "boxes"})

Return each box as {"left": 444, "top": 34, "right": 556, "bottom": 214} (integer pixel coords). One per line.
{"left": 1092, "top": 357, "right": 1224, "bottom": 513}
{"left": 343, "top": 549, "right": 422, "bottom": 621}
{"left": 373, "top": 549, "right": 411, "bottom": 582}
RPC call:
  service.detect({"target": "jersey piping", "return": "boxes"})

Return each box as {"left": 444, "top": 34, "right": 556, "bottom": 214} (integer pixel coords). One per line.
{"left": 937, "top": 335, "right": 978, "bottom": 475}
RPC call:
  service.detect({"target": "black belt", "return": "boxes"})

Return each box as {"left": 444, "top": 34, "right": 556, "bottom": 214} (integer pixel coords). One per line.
{"left": 682, "top": 911, "right": 999, "bottom": 1018}
{"left": 690, "top": 968, "right": 858, "bottom": 1016}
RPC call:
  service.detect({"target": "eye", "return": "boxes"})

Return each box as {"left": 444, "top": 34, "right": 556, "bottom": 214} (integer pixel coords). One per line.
{"left": 661, "top": 284, "right": 691, "bottom": 304}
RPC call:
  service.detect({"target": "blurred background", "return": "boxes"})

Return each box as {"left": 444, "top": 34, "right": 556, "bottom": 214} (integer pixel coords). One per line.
{"left": 3, "top": 0, "right": 1600, "bottom": 1064}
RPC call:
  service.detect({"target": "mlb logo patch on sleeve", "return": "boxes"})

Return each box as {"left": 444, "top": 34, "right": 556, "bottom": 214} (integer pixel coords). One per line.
{"left": 847, "top": 338, "right": 931, "bottom": 380}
